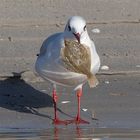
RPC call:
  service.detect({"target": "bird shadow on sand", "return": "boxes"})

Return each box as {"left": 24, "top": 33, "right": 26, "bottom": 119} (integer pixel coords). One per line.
{"left": 0, "top": 72, "right": 54, "bottom": 120}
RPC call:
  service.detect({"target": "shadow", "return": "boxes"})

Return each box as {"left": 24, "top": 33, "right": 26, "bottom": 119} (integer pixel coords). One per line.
{"left": 56, "top": 107, "right": 74, "bottom": 118}
{"left": 0, "top": 72, "right": 53, "bottom": 120}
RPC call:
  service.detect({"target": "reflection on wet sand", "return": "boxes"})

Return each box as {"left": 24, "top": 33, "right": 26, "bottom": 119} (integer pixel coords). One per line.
{"left": 40, "top": 127, "right": 140, "bottom": 140}
{"left": 0, "top": 127, "right": 140, "bottom": 139}
{"left": 53, "top": 127, "right": 87, "bottom": 140}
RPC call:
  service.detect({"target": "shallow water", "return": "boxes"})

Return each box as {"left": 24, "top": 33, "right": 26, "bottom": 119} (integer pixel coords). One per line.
{"left": 0, "top": 127, "right": 140, "bottom": 140}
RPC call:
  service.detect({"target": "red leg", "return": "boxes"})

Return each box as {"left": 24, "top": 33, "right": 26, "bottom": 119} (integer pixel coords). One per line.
{"left": 52, "top": 89, "right": 68, "bottom": 125}
{"left": 67, "top": 88, "right": 89, "bottom": 124}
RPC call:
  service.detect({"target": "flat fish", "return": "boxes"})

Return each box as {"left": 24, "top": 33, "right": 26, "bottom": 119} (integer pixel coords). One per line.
{"left": 61, "top": 40, "right": 98, "bottom": 88}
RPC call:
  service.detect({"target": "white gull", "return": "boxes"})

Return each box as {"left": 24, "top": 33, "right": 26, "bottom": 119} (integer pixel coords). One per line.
{"left": 35, "top": 16, "right": 100, "bottom": 125}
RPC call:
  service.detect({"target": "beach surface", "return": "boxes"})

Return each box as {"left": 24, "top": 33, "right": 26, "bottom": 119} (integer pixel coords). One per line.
{"left": 0, "top": 0, "right": 140, "bottom": 139}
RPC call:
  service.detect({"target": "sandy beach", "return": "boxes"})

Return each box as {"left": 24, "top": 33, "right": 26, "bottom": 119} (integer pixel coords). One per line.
{"left": 0, "top": 0, "right": 140, "bottom": 139}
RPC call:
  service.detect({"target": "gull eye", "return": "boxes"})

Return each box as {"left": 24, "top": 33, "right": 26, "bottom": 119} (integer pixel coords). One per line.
{"left": 68, "top": 25, "right": 71, "bottom": 31}
{"left": 83, "top": 25, "right": 86, "bottom": 31}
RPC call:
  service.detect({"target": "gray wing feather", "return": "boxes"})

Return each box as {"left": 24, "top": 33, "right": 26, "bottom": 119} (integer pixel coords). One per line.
{"left": 39, "top": 33, "right": 62, "bottom": 56}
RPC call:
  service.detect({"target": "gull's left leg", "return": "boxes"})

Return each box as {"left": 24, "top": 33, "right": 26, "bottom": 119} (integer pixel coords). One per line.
{"left": 67, "top": 87, "right": 89, "bottom": 124}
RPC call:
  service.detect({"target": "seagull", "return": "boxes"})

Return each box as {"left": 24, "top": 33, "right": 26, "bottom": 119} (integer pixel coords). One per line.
{"left": 35, "top": 16, "right": 100, "bottom": 125}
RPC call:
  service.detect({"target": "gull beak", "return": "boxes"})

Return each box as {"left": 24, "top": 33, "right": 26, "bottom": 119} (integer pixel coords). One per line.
{"left": 73, "top": 33, "right": 80, "bottom": 43}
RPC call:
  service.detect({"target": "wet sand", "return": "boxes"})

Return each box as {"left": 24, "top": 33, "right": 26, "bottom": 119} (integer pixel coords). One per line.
{"left": 0, "top": 127, "right": 140, "bottom": 140}
{"left": 0, "top": 74, "right": 140, "bottom": 139}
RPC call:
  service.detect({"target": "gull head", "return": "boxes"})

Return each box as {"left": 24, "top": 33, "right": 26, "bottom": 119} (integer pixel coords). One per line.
{"left": 64, "top": 16, "right": 88, "bottom": 43}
